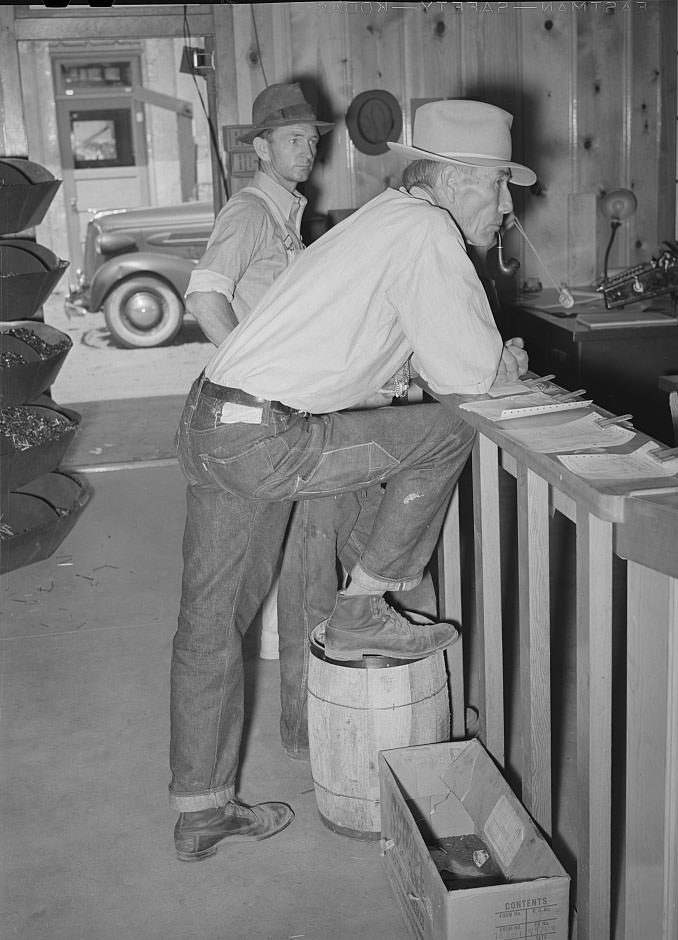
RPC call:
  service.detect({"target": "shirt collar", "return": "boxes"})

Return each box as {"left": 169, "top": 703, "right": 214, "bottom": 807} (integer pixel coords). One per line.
{"left": 254, "top": 170, "right": 307, "bottom": 222}
{"left": 399, "top": 184, "right": 436, "bottom": 206}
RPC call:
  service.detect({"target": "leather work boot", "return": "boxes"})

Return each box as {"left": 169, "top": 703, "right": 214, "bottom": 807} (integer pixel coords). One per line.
{"left": 323, "top": 593, "right": 458, "bottom": 661}
{"left": 174, "top": 800, "right": 294, "bottom": 862}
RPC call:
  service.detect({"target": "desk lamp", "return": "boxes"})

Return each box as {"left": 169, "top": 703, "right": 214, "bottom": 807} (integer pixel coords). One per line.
{"left": 601, "top": 188, "right": 638, "bottom": 282}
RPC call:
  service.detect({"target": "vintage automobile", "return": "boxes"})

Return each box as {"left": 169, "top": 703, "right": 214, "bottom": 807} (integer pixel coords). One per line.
{"left": 67, "top": 199, "right": 337, "bottom": 348}
{"left": 66, "top": 201, "right": 214, "bottom": 348}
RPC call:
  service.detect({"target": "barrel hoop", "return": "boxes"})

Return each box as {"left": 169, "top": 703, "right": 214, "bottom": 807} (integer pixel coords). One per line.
{"left": 307, "top": 685, "right": 448, "bottom": 710}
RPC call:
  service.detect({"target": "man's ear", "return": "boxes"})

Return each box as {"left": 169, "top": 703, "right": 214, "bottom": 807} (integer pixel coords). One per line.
{"left": 440, "top": 164, "right": 457, "bottom": 198}
{"left": 252, "top": 136, "right": 269, "bottom": 162}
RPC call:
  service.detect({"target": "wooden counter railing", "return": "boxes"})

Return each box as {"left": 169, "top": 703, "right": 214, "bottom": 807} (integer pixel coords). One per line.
{"left": 436, "top": 393, "right": 678, "bottom": 940}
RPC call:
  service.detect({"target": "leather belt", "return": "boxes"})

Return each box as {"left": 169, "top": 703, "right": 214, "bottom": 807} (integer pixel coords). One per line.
{"left": 201, "top": 377, "right": 297, "bottom": 416}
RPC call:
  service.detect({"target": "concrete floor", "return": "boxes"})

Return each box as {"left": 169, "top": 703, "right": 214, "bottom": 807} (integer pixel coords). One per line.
{"left": 1, "top": 458, "right": 414, "bottom": 940}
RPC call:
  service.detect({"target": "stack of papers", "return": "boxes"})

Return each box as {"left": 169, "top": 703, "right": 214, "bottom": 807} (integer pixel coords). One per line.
{"left": 459, "top": 391, "right": 592, "bottom": 421}
{"left": 558, "top": 441, "right": 678, "bottom": 481}
{"left": 501, "top": 412, "right": 636, "bottom": 453}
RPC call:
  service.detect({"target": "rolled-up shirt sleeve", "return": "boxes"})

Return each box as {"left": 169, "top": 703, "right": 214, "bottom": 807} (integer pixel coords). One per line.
{"left": 184, "top": 201, "right": 261, "bottom": 301}
{"left": 392, "top": 221, "right": 503, "bottom": 396}
{"left": 185, "top": 268, "right": 235, "bottom": 299}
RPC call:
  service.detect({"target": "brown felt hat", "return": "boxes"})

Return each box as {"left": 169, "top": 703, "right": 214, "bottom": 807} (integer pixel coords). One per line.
{"left": 346, "top": 89, "right": 403, "bottom": 155}
{"left": 238, "top": 83, "right": 334, "bottom": 145}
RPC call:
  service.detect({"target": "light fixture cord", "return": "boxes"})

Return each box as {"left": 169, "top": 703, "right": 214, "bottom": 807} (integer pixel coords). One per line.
{"left": 603, "top": 220, "right": 622, "bottom": 282}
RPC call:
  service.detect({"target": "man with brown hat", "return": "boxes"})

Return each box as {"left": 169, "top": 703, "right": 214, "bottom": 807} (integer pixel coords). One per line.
{"left": 180, "top": 81, "right": 333, "bottom": 763}
{"left": 170, "top": 99, "right": 533, "bottom": 862}
{"left": 183, "top": 81, "right": 332, "bottom": 343}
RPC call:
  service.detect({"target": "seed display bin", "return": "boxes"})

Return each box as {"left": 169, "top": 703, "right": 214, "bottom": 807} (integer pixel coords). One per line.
{"left": 0, "top": 320, "right": 72, "bottom": 407}
{"left": 0, "top": 156, "right": 86, "bottom": 573}
{"left": 0, "top": 238, "right": 69, "bottom": 321}
{"left": 0, "top": 158, "right": 62, "bottom": 236}
{"left": 0, "top": 470, "right": 91, "bottom": 574}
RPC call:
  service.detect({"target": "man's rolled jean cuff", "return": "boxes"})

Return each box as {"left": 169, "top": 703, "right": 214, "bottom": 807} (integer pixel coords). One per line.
{"left": 349, "top": 562, "right": 422, "bottom": 595}
{"left": 169, "top": 785, "right": 236, "bottom": 812}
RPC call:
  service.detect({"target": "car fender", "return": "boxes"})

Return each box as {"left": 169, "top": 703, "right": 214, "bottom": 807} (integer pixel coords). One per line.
{"left": 89, "top": 253, "right": 197, "bottom": 312}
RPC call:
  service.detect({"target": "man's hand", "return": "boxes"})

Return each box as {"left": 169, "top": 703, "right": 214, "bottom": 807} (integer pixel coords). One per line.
{"left": 495, "top": 336, "right": 528, "bottom": 383}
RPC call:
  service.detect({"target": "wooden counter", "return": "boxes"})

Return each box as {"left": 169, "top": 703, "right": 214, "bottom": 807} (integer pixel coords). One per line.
{"left": 436, "top": 383, "right": 678, "bottom": 940}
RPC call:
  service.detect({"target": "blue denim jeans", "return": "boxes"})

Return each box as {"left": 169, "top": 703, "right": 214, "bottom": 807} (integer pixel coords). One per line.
{"left": 277, "top": 486, "right": 440, "bottom": 756}
{"left": 169, "top": 374, "right": 475, "bottom": 810}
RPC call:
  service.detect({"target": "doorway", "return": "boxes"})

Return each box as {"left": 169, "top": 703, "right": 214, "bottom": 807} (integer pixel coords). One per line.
{"left": 53, "top": 52, "right": 150, "bottom": 274}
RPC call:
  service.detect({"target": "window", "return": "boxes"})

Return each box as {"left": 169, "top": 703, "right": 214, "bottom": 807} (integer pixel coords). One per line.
{"left": 70, "top": 108, "right": 135, "bottom": 169}
{"left": 60, "top": 61, "right": 133, "bottom": 90}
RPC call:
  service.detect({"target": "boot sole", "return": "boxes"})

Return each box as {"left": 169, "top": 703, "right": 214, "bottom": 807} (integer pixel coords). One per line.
{"left": 325, "top": 641, "right": 454, "bottom": 662}
{"left": 175, "top": 810, "right": 294, "bottom": 862}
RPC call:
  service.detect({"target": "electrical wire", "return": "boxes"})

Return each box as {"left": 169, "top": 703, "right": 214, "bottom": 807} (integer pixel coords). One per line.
{"left": 603, "top": 221, "right": 621, "bottom": 282}
{"left": 182, "top": 5, "right": 229, "bottom": 200}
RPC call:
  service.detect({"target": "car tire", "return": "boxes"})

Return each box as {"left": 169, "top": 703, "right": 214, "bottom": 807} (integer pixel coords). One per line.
{"left": 103, "top": 276, "right": 184, "bottom": 348}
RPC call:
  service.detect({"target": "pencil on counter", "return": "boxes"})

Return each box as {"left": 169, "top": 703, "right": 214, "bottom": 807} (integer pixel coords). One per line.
{"left": 553, "top": 388, "right": 587, "bottom": 402}
{"left": 597, "top": 413, "right": 633, "bottom": 428}
{"left": 649, "top": 446, "right": 678, "bottom": 462}
{"left": 523, "top": 373, "right": 556, "bottom": 386}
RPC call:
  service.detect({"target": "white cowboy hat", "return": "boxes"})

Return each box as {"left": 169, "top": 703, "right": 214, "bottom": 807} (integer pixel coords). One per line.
{"left": 387, "top": 99, "right": 536, "bottom": 187}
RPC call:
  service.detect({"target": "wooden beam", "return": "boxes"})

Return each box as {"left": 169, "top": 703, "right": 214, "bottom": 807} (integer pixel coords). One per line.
{"left": 13, "top": 7, "right": 214, "bottom": 42}
{"left": 0, "top": 6, "right": 27, "bottom": 156}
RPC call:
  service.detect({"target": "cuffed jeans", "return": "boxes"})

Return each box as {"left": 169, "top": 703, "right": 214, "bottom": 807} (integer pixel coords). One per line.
{"left": 169, "top": 374, "right": 475, "bottom": 811}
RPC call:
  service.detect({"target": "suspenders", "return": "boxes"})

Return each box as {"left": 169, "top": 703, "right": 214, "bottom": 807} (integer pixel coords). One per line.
{"left": 239, "top": 185, "right": 303, "bottom": 266}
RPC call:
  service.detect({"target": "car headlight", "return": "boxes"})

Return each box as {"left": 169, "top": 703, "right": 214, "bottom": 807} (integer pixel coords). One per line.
{"left": 96, "top": 232, "right": 138, "bottom": 255}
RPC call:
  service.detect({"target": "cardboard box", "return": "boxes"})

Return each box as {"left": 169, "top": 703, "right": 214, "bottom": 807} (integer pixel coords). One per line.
{"left": 379, "top": 740, "right": 570, "bottom": 940}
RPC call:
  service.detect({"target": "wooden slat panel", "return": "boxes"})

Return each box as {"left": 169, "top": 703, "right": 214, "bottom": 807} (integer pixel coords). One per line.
{"left": 288, "top": 2, "right": 354, "bottom": 213}
{"left": 0, "top": 6, "right": 28, "bottom": 157}
{"left": 620, "top": 563, "right": 678, "bottom": 940}
{"left": 437, "top": 488, "right": 466, "bottom": 740}
{"left": 628, "top": 3, "right": 664, "bottom": 265}
{"left": 517, "top": 465, "right": 552, "bottom": 835}
{"left": 658, "top": 1, "right": 678, "bottom": 243}
{"left": 517, "top": 11, "right": 575, "bottom": 288}
{"left": 575, "top": 508, "right": 613, "bottom": 940}
{"left": 213, "top": 6, "right": 240, "bottom": 130}
{"left": 346, "top": 7, "right": 408, "bottom": 205}
{"left": 472, "top": 434, "right": 505, "bottom": 765}
{"left": 231, "top": 2, "right": 266, "bottom": 124}
{"left": 400, "top": 8, "right": 463, "bottom": 137}
{"left": 577, "top": 10, "right": 629, "bottom": 275}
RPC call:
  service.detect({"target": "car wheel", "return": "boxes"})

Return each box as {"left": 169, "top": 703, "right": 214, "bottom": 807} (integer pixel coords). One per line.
{"left": 103, "top": 276, "right": 184, "bottom": 348}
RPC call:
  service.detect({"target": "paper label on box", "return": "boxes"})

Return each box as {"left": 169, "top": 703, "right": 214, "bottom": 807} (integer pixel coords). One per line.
{"left": 483, "top": 795, "right": 524, "bottom": 869}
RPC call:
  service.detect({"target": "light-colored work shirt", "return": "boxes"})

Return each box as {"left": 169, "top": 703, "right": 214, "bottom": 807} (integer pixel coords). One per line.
{"left": 205, "top": 186, "right": 504, "bottom": 413}
{"left": 185, "top": 171, "right": 306, "bottom": 323}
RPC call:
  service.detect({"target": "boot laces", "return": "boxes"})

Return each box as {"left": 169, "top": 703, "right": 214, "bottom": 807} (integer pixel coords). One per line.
{"left": 374, "top": 596, "right": 411, "bottom": 631}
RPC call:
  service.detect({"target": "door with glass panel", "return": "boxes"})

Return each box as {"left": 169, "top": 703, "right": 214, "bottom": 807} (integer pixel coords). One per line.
{"left": 54, "top": 53, "right": 150, "bottom": 273}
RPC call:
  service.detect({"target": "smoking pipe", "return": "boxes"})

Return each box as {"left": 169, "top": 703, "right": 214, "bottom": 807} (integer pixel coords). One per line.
{"left": 496, "top": 231, "right": 520, "bottom": 277}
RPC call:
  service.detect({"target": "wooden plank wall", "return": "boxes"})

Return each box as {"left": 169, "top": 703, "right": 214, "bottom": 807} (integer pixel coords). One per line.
{"left": 1, "top": 3, "right": 675, "bottom": 288}
{"left": 213, "top": 0, "right": 676, "bottom": 289}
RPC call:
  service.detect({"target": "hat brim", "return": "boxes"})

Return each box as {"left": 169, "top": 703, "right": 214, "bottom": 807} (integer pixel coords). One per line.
{"left": 386, "top": 140, "right": 536, "bottom": 187}
{"left": 238, "top": 120, "right": 334, "bottom": 145}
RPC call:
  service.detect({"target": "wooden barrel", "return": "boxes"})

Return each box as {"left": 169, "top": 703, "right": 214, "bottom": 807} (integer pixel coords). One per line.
{"left": 308, "top": 638, "right": 451, "bottom": 839}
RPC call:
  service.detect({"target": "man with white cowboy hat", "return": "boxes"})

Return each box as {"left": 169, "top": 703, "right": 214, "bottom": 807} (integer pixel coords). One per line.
{"left": 169, "top": 98, "right": 534, "bottom": 862}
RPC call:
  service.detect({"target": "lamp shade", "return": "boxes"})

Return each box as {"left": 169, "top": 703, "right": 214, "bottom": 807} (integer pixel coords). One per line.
{"left": 601, "top": 188, "right": 637, "bottom": 222}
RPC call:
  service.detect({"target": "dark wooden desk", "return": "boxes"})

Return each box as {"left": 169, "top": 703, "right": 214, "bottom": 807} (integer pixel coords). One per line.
{"left": 496, "top": 289, "right": 678, "bottom": 445}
